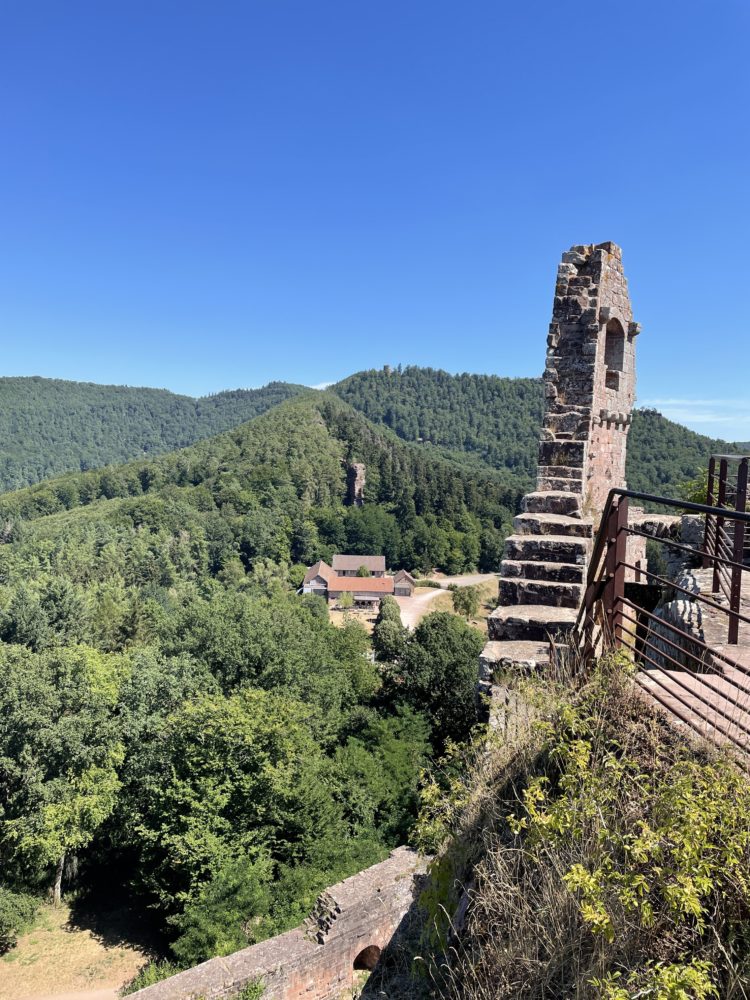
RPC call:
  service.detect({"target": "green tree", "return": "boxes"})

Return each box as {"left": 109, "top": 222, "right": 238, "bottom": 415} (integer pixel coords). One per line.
{"left": 372, "top": 618, "right": 407, "bottom": 662}
{"left": 396, "top": 612, "right": 483, "bottom": 749}
{"left": 450, "top": 584, "right": 480, "bottom": 618}
{"left": 170, "top": 854, "right": 273, "bottom": 964}
{"left": 0, "top": 645, "right": 124, "bottom": 903}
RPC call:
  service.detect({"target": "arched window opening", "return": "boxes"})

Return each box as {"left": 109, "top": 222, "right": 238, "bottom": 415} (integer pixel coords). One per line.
{"left": 604, "top": 318, "right": 625, "bottom": 390}
{"left": 354, "top": 945, "right": 381, "bottom": 971}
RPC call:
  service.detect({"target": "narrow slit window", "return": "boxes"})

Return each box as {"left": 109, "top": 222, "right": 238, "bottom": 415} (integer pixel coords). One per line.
{"left": 604, "top": 318, "right": 625, "bottom": 390}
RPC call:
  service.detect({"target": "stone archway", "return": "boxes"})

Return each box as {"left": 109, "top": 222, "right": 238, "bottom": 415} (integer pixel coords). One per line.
{"left": 354, "top": 944, "right": 381, "bottom": 970}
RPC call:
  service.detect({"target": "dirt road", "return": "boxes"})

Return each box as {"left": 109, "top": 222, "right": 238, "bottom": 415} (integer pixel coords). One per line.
{"left": 395, "top": 574, "right": 497, "bottom": 629}
{"left": 23, "top": 991, "right": 118, "bottom": 1000}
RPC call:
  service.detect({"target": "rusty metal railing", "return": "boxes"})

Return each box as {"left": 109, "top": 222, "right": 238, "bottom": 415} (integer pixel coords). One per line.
{"left": 574, "top": 488, "right": 750, "bottom": 754}
{"left": 703, "top": 455, "right": 750, "bottom": 643}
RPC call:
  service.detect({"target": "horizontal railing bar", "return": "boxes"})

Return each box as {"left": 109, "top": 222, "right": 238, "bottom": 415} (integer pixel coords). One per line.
{"left": 620, "top": 598, "right": 750, "bottom": 676}
{"left": 628, "top": 636, "right": 750, "bottom": 735}
{"left": 635, "top": 671, "right": 750, "bottom": 762}
{"left": 618, "top": 560, "right": 750, "bottom": 625}
{"left": 620, "top": 623, "right": 714, "bottom": 680}
{"left": 619, "top": 617, "right": 750, "bottom": 712}
{"left": 633, "top": 651, "right": 750, "bottom": 745}
{"left": 628, "top": 629, "right": 750, "bottom": 737}
{"left": 624, "top": 527, "right": 749, "bottom": 574}
{"left": 619, "top": 610, "right": 717, "bottom": 672}
{"left": 604, "top": 488, "right": 750, "bottom": 523}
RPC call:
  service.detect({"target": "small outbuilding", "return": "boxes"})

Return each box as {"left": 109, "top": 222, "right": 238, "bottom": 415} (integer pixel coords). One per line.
{"left": 302, "top": 560, "right": 334, "bottom": 597}
{"left": 393, "top": 569, "right": 416, "bottom": 597}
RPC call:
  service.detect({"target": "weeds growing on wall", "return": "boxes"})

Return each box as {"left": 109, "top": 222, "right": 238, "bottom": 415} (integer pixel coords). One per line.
{"left": 399, "top": 655, "right": 750, "bottom": 1000}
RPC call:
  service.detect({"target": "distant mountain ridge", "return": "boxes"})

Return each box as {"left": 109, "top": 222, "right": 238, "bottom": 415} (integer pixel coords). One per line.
{"left": 331, "top": 366, "right": 748, "bottom": 500}
{"left": 0, "top": 368, "right": 744, "bottom": 501}
{"left": 0, "top": 376, "right": 306, "bottom": 491}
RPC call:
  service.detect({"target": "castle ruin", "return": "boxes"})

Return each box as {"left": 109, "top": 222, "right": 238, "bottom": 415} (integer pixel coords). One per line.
{"left": 481, "top": 242, "right": 641, "bottom": 692}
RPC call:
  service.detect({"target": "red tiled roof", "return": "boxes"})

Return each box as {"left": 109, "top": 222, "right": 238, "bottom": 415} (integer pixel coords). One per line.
{"left": 327, "top": 576, "right": 394, "bottom": 594}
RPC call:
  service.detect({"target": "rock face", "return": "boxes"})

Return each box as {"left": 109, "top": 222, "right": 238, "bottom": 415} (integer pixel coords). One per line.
{"left": 481, "top": 243, "right": 640, "bottom": 709}
{"left": 346, "top": 462, "right": 366, "bottom": 506}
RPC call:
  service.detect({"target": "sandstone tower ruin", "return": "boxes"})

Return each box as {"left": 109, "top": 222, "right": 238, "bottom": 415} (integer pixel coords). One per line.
{"left": 480, "top": 242, "right": 640, "bottom": 697}
{"left": 540, "top": 241, "right": 640, "bottom": 516}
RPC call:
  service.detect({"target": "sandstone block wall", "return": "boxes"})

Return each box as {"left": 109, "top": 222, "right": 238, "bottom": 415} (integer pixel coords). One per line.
{"left": 540, "top": 242, "right": 640, "bottom": 516}
{"left": 131, "top": 848, "right": 426, "bottom": 1000}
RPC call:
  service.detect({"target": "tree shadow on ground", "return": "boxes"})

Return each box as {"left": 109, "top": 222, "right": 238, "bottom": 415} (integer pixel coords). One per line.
{"left": 66, "top": 889, "right": 166, "bottom": 958}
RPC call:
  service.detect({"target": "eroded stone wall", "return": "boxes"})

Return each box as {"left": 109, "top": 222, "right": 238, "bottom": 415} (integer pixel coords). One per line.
{"left": 540, "top": 242, "right": 640, "bottom": 517}
{"left": 131, "top": 848, "right": 426, "bottom": 1000}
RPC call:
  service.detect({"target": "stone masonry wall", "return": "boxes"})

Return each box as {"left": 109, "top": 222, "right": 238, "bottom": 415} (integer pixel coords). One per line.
{"left": 481, "top": 242, "right": 642, "bottom": 707}
{"left": 540, "top": 241, "right": 640, "bottom": 517}
{"left": 131, "top": 848, "right": 426, "bottom": 1000}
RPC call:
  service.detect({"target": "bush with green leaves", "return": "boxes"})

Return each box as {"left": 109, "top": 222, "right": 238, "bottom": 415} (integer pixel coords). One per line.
{"left": 0, "top": 887, "right": 37, "bottom": 953}
{"left": 407, "top": 659, "right": 750, "bottom": 999}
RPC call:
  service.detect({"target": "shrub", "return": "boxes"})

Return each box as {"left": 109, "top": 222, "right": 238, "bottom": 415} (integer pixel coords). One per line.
{"left": 408, "top": 658, "right": 750, "bottom": 998}
{"left": 120, "top": 960, "right": 183, "bottom": 994}
{"left": 0, "top": 887, "right": 37, "bottom": 954}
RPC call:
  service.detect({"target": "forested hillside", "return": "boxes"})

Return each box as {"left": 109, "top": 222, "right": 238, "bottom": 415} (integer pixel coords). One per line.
{"left": 0, "top": 392, "right": 497, "bottom": 980}
{"left": 334, "top": 367, "right": 543, "bottom": 477}
{"left": 2, "top": 369, "right": 743, "bottom": 502}
{"left": 333, "top": 366, "right": 746, "bottom": 498}
{"left": 0, "top": 376, "right": 305, "bottom": 491}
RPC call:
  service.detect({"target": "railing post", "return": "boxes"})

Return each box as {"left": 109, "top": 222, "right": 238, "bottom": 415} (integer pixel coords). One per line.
{"left": 712, "top": 458, "right": 728, "bottom": 594}
{"left": 604, "top": 497, "right": 628, "bottom": 648}
{"left": 703, "top": 457, "right": 716, "bottom": 569}
{"left": 728, "top": 459, "right": 748, "bottom": 645}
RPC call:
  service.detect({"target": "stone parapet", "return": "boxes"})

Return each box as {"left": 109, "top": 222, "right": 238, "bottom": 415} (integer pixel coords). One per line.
{"left": 131, "top": 848, "right": 426, "bottom": 1000}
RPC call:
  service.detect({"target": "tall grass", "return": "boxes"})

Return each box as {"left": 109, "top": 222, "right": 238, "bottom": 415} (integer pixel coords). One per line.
{"left": 382, "top": 655, "right": 750, "bottom": 999}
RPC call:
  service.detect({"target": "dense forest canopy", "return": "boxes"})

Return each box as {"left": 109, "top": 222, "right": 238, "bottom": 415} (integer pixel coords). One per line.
{"left": 0, "top": 368, "right": 746, "bottom": 984}
{"left": 0, "top": 392, "right": 489, "bottom": 978}
{"left": 333, "top": 367, "right": 544, "bottom": 477}
{"left": 0, "top": 377, "right": 306, "bottom": 491}
{"left": 0, "top": 393, "right": 525, "bottom": 575}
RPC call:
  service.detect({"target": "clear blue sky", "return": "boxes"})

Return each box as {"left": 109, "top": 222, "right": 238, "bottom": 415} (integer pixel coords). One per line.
{"left": 1, "top": 1, "right": 748, "bottom": 437}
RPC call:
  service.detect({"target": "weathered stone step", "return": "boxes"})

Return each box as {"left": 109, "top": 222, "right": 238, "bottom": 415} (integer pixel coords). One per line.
{"left": 538, "top": 440, "right": 585, "bottom": 469}
{"left": 543, "top": 411, "right": 588, "bottom": 436}
{"left": 522, "top": 491, "right": 582, "bottom": 517}
{"left": 479, "top": 640, "right": 552, "bottom": 682}
{"left": 538, "top": 476, "right": 584, "bottom": 494}
{"left": 501, "top": 559, "right": 584, "bottom": 583}
{"left": 499, "top": 578, "right": 583, "bottom": 609}
{"left": 488, "top": 604, "right": 578, "bottom": 642}
{"left": 503, "top": 534, "right": 590, "bottom": 564}
{"left": 513, "top": 512, "right": 593, "bottom": 538}
{"left": 537, "top": 464, "right": 583, "bottom": 481}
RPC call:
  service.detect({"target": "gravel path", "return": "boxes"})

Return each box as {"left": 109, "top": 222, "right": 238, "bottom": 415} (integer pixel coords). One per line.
{"left": 22, "top": 991, "right": 118, "bottom": 1000}
{"left": 395, "top": 574, "right": 497, "bottom": 629}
